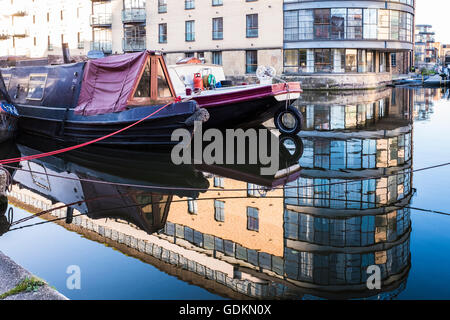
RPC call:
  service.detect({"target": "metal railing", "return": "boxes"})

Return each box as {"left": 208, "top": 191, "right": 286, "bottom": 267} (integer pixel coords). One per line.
{"left": 91, "top": 41, "right": 112, "bottom": 54}
{"left": 122, "top": 8, "right": 146, "bottom": 24}
{"left": 90, "top": 13, "right": 113, "bottom": 27}
{"left": 123, "top": 37, "right": 146, "bottom": 52}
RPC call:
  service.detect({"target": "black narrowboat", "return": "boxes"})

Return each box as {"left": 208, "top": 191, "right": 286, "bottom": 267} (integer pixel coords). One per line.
{"left": 0, "top": 51, "right": 208, "bottom": 146}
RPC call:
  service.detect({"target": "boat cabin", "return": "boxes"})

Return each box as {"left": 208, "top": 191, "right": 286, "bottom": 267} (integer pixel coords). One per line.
{"left": 0, "top": 51, "right": 178, "bottom": 116}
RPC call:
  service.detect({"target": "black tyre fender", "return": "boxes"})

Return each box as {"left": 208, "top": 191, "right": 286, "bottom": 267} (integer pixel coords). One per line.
{"left": 274, "top": 105, "right": 303, "bottom": 135}
{"left": 279, "top": 134, "right": 304, "bottom": 164}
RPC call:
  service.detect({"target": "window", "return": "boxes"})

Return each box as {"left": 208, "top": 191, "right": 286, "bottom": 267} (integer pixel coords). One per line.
{"left": 345, "top": 49, "right": 357, "bottom": 73}
{"left": 391, "top": 53, "right": 397, "bottom": 67}
{"left": 331, "top": 8, "right": 346, "bottom": 39}
{"left": 358, "top": 49, "right": 367, "bottom": 73}
{"left": 378, "top": 10, "right": 389, "bottom": 40}
{"left": 347, "top": 9, "right": 362, "bottom": 39}
{"left": 214, "top": 200, "right": 225, "bottom": 222}
{"left": 333, "top": 49, "right": 345, "bottom": 73}
{"left": 159, "top": 23, "right": 167, "bottom": 43}
{"left": 247, "top": 207, "right": 259, "bottom": 231}
{"left": 314, "top": 9, "right": 330, "bottom": 39}
{"left": 390, "top": 10, "right": 399, "bottom": 40}
{"left": 314, "top": 49, "right": 332, "bottom": 73}
{"left": 363, "top": 8, "right": 377, "bottom": 39}
{"left": 284, "top": 49, "right": 307, "bottom": 73}
{"left": 185, "top": 20, "right": 195, "bottom": 41}
{"left": 212, "top": 0, "right": 222, "bottom": 6}
{"left": 27, "top": 74, "right": 47, "bottom": 100}
{"left": 214, "top": 176, "right": 224, "bottom": 188}
{"left": 367, "top": 51, "right": 374, "bottom": 72}
{"left": 246, "top": 14, "right": 258, "bottom": 38}
{"left": 157, "top": 59, "right": 171, "bottom": 98}
{"left": 212, "top": 51, "right": 222, "bottom": 65}
{"left": 134, "top": 61, "right": 150, "bottom": 97}
{"left": 185, "top": 0, "right": 194, "bottom": 10}
{"left": 158, "top": 0, "right": 167, "bottom": 13}
{"left": 246, "top": 50, "right": 257, "bottom": 74}
{"left": 212, "top": 17, "right": 223, "bottom": 40}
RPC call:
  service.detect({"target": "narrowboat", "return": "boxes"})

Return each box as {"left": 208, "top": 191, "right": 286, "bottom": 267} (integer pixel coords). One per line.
{"left": 0, "top": 51, "right": 208, "bottom": 146}
{"left": 168, "top": 62, "right": 304, "bottom": 134}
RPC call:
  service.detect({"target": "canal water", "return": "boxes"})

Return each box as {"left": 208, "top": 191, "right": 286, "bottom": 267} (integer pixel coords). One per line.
{"left": 0, "top": 87, "right": 449, "bottom": 300}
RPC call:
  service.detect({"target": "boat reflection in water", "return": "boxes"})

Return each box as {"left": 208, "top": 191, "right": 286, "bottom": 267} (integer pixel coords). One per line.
{"left": 5, "top": 89, "right": 413, "bottom": 299}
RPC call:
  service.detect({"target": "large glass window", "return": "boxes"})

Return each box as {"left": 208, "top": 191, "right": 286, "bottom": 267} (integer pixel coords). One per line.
{"left": 331, "top": 9, "right": 346, "bottom": 39}
{"left": 314, "top": 49, "right": 332, "bottom": 73}
{"left": 378, "top": 10, "right": 390, "bottom": 40}
{"left": 314, "top": 9, "right": 330, "bottom": 39}
{"left": 390, "top": 10, "right": 399, "bottom": 40}
{"left": 284, "top": 11, "right": 298, "bottom": 41}
{"left": 363, "top": 8, "right": 377, "bottom": 39}
{"left": 345, "top": 49, "right": 357, "bottom": 72}
{"left": 367, "top": 51, "right": 374, "bottom": 72}
{"left": 333, "top": 49, "right": 345, "bottom": 73}
{"left": 358, "top": 49, "right": 367, "bottom": 73}
{"left": 347, "top": 9, "right": 362, "bottom": 39}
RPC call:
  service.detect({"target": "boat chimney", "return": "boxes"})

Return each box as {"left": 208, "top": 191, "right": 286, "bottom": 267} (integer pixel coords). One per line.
{"left": 62, "top": 43, "right": 71, "bottom": 64}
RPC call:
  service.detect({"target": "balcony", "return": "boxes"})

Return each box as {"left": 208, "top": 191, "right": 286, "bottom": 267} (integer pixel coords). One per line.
{"left": 90, "top": 13, "right": 112, "bottom": 27}
{"left": 91, "top": 41, "right": 112, "bottom": 54}
{"left": 12, "top": 27, "right": 29, "bottom": 38}
{"left": 77, "top": 42, "right": 85, "bottom": 49}
{"left": 123, "top": 37, "right": 146, "bottom": 52}
{"left": 122, "top": 8, "right": 146, "bottom": 24}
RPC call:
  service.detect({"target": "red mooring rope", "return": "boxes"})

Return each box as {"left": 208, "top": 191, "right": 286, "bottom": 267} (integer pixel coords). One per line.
{"left": 0, "top": 102, "right": 173, "bottom": 165}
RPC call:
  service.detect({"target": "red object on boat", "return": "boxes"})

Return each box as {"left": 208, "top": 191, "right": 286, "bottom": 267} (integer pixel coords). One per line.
{"left": 193, "top": 73, "right": 204, "bottom": 91}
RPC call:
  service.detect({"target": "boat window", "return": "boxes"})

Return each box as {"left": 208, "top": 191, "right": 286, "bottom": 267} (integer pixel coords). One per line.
{"left": 157, "top": 59, "right": 171, "bottom": 98}
{"left": 27, "top": 74, "right": 47, "bottom": 100}
{"left": 134, "top": 61, "right": 151, "bottom": 98}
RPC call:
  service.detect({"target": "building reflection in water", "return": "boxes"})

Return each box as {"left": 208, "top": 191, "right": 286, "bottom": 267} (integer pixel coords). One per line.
{"left": 413, "top": 87, "right": 441, "bottom": 121}
{"left": 5, "top": 88, "right": 415, "bottom": 300}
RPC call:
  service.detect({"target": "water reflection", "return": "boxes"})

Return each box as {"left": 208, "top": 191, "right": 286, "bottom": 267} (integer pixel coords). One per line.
{"left": 1, "top": 88, "right": 416, "bottom": 300}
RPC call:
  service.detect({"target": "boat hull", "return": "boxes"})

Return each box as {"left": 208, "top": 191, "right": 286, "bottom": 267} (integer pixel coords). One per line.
{"left": 201, "top": 96, "right": 285, "bottom": 129}
{"left": 191, "top": 83, "right": 302, "bottom": 129}
{"left": 0, "top": 112, "right": 18, "bottom": 143}
{"left": 15, "top": 102, "right": 199, "bottom": 146}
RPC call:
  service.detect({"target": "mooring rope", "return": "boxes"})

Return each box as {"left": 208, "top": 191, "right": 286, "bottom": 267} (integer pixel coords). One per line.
{"left": 0, "top": 101, "right": 175, "bottom": 165}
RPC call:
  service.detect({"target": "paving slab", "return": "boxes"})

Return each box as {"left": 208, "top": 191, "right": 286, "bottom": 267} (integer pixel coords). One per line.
{"left": 0, "top": 251, "right": 68, "bottom": 300}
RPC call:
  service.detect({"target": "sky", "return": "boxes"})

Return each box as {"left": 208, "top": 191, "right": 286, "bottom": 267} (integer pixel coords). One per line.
{"left": 415, "top": 0, "right": 450, "bottom": 44}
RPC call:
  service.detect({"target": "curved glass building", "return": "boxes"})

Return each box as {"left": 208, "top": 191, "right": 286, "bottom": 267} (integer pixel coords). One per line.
{"left": 282, "top": 0, "right": 415, "bottom": 89}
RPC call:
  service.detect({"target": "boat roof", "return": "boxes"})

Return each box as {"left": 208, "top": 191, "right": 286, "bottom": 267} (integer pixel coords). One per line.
{"left": 0, "top": 50, "right": 176, "bottom": 116}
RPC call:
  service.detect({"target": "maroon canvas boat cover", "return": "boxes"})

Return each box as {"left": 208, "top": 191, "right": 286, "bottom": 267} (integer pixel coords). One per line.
{"left": 75, "top": 51, "right": 149, "bottom": 116}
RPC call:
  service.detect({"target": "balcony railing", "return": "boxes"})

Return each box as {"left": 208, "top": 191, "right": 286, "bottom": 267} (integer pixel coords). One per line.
{"left": 12, "top": 27, "right": 29, "bottom": 38}
{"left": 91, "top": 41, "right": 112, "bottom": 54}
{"left": 123, "top": 37, "right": 146, "bottom": 52}
{"left": 90, "top": 14, "right": 112, "bottom": 27}
{"left": 122, "top": 8, "right": 146, "bottom": 24}
{"left": 77, "top": 42, "right": 85, "bottom": 49}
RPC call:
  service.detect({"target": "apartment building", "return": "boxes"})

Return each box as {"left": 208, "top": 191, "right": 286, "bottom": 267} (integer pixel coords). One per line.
{"left": 414, "top": 24, "right": 438, "bottom": 69}
{"left": 87, "top": 0, "right": 283, "bottom": 81}
{"left": 0, "top": 0, "right": 91, "bottom": 62}
{"left": 283, "top": 0, "right": 415, "bottom": 89}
